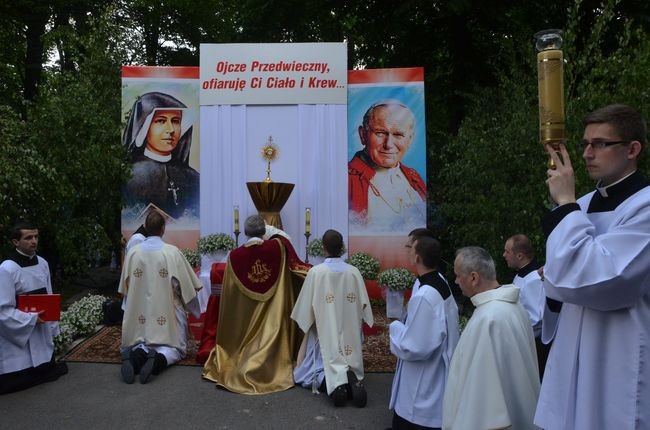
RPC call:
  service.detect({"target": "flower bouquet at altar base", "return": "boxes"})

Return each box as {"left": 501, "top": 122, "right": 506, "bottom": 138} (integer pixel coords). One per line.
{"left": 197, "top": 233, "right": 236, "bottom": 255}
{"left": 346, "top": 252, "right": 380, "bottom": 281}
{"left": 54, "top": 294, "right": 107, "bottom": 354}
{"left": 306, "top": 238, "right": 346, "bottom": 258}
{"left": 377, "top": 268, "right": 416, "bottom": 292}
{"left": 181, "top": 248, "right": 201, "bottom": 268}
{"left": 378, "top": 268, "right": 415, "bottom": 318}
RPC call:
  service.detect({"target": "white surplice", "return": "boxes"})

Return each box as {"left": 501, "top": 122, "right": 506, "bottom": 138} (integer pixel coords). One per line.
{"left": 443, "top": 286, "right": 540, "bottom": 430}
{"left": 513, "top": 264, "right": 544, "bottom": 337}
{"left": 389, "top": 271, "right": 459, "bottom": 428}
{"left": 119, "top": 237, "right": 201, "bottom": 362}
{"left": 535, "top": 175, "right": 650, "bottom": 430}
{"left": 291, "top": 258, "right": 373, "bottom": 395}
{"left": 0, "top": 257, "right": 58, "bottom": 374}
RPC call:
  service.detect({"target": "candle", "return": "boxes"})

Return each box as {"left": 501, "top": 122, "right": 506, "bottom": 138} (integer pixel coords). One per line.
{"left": 234, "top": 206, "right": 240, "bottom": 231}
{"left": 537, "top": 48, "right": 565, "bottom": 145}
{"left": 534, "top": 30, "right": 566, "bottom": 148}
{"left": 305, "top": 208, "right": 311, "bottom": 234}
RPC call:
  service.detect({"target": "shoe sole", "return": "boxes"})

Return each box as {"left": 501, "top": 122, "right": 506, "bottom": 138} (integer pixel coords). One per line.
{"left": 347, "top": 370, "right": 367, "bottom": 408}
{"left": 121, "top": 361, "right": 135, "bottom": 384}
{"left": 139, "top": 353, "right": 156, "bottom": 384}
{"left": 331, "top": 386, "right": 347, "bottom": 407}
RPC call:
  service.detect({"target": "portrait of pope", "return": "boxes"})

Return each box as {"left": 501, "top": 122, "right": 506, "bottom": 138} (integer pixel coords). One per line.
{"left": 348, "top": 99, "right": 426, "bottom": 231}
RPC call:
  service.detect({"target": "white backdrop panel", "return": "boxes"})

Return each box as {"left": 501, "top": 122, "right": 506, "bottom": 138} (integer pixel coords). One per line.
{"left": 200, "top": 104, "right": 348, "bottom": 257}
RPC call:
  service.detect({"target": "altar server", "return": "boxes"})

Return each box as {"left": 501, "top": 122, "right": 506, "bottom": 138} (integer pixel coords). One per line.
{"left": 535, "top": 104, "right": 650, "bottom": 429}
{"left": 292, "top": 229, "right": 373, "bottom": 407}
{"left": 119, "top": 210, "right": 202, "bottom": 384}
{"left": 1, "top": 222, "right": 68, "bottom": 394}
{"left": 443, "top": 246, "right": 539, "bottom": 430}
{"left": 503, "top": 233, "right": 549, "bottom": 378}
{"left": 389, "top": 235, "right": 459, "bottom": 429}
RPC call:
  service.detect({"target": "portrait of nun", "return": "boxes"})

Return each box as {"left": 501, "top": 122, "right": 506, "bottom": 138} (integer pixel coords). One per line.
{"left": 122, "top": 92, "right": 199, "bottom": 219}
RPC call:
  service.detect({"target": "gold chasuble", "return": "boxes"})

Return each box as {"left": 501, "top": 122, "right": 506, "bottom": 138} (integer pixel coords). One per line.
{"left": 202, "top": 238, "right": 304, "bottom": 394}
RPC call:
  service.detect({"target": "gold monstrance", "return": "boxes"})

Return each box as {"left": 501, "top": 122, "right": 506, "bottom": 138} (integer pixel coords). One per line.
{"left": 535, "top": 29, "right": 566, "bottom": 169}
{"left": 262, "top": 136, "right": 279, "bottom": 182}
{"left": 247, "top": 136, "right": 293, "bottom": 229}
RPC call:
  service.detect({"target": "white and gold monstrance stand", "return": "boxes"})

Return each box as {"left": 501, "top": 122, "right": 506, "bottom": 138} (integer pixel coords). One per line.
{"left": 246, "top": 136, "right": 294, "bottom": 229}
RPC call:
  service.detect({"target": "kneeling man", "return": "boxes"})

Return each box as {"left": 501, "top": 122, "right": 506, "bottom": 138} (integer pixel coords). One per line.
{"left": 119, "top": 211, "right": 202, "bottom": 384}
{"left": 292, "top": 230, "right": 373, "bottom": 407}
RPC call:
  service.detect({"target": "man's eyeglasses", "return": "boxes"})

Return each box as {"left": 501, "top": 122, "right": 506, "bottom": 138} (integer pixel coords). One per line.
{"left": 578, "top": 139, "right": 630, "bottom": 152}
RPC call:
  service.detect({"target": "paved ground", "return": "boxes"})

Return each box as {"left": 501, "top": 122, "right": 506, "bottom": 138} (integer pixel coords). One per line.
{"left": 0, "top": 363, "right": 395, "bottom": 430}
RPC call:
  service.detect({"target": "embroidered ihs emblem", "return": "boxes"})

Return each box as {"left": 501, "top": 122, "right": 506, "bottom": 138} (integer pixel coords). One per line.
{"left": 248, "top": 259, "right": 271, "bottom": 283}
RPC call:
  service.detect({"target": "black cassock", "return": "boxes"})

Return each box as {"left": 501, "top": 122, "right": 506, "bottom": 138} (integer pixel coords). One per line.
{"left": 124, "top": 155, "right": 200, "bottom": 219}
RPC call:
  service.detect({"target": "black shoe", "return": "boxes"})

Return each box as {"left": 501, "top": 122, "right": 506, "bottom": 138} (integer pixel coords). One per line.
{"left": 121, "top": 359, "right": 135, "bottom": 384}
{"left": 139, "top": 350, "right": 158, "bottom": 384}
{"left": 330, "top": 385, "right": 348, "bottom": 407}
{"left": 346, "top": 370, "right": 367, "bottom": 408}
{"left": 130, "top": 348, "right": 148, "bottom": 374}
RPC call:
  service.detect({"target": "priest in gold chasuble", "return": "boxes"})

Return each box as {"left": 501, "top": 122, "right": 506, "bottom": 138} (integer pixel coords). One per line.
{"left": 202, "top": 215, "right": 306, "bottom": 394}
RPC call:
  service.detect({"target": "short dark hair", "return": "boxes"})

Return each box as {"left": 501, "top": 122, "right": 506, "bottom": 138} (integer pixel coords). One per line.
{"left": 10, "top": 221, "right": 37, "bottom": 241}
{"left": 414, "top": 236, "right": 441, "bottom": 269}
{"left": 583, "top": 104, "right": 647, "bottom": 147}
{"left": 508, "top": 234, "right": 534, "bottom": 260}
{"left": 322, "top": 229, "right": 344, "bottom": 257}
{"left": 408, "top": 228, "right": 435, "bottom": 241}
{"left": 244, "top": 215, "right": 266, "bottom": 238}
{"left": 144, "top": 211, "right": 165, "bottom": 236}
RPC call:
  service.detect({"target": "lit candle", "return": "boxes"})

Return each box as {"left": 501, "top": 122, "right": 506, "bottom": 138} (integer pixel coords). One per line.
{"left": 234, "top": 206, "right": 240, "bottom": 231}
{"left": 305, "top": 208, "right": 311, "bottom": 234}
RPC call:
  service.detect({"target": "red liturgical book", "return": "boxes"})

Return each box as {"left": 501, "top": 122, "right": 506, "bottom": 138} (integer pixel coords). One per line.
{"left": 17, "top": 294, "right": 61, "bottom": 321}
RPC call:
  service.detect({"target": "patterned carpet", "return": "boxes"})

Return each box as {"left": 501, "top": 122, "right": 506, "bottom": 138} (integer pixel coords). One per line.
{"left": 62, "top": 305, "right": 396, "bottom": 373}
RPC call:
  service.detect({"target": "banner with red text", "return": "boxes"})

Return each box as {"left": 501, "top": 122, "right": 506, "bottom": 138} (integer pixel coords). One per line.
{"left": 121, "top": 66, "right": 200, "bottom": 250}
{"left": 199, "top": 43, "right": 347, "bottom": 105}
{"left": 347, "top": 68, "right": 427, "bottom": 283}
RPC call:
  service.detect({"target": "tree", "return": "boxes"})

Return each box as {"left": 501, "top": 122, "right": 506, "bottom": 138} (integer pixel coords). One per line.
{"left": 437, "top": 0, "right": 649, "bottom": 285}
{"left": 0, "top": 7, "right": 131, "bottom": 275}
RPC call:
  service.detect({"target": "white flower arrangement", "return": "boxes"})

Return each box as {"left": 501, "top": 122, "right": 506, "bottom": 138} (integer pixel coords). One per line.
{"left": 181, "top": 248, "right": 201, "bottom": 268}
{"left": 54, "top": 294, "right": 107, "bottom": 354}
{"left": 377, "top": 268, "right": 416, "bottom": 292}
{"left": 306, "top": 238, "right": 347, "bottom": 257}
{"left": 347, "top": 252, "right": 380, "bottom": 280}
{"left": 197, "top": 233, "right": 236, "bottom": 255}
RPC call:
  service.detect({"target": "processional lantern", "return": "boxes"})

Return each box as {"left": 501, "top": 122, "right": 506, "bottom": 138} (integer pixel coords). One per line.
{"left": 535, "top": 29, "right": 566, "bottom": 169}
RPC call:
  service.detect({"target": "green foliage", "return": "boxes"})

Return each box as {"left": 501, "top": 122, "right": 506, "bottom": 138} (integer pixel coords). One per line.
{"left": 0, "top": 10, "right": 131, "bottom": 275}
{"left": 197, "top": 233, "right": 236, "bottom": 254}
{"left": 306, "top": 238, "right": 347, "bottom": 257}
{"left": 438, "top": 0, "right": 649, "bottom": 282}
{"left": 55, "top": 294, "right": 107, "bottom": 354}
{"left": 181, "top": 248, "right": 201, "bottom": 268}
{"left": 306, "top": 239, "right": 325, "bottom": 257}
{"left": 378, "top": 268, "right": 416, "bottom": 292}
{"left": 346, "top": 252, "right": 381, "bottom": 280}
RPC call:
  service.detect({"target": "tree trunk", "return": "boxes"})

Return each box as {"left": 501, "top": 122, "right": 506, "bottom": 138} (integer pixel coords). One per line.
{"left": 23, "top": 12, "right": 48, "bottom": 103}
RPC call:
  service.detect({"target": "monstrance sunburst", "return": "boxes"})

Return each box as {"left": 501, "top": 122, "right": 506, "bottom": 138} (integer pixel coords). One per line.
{"left": 261, "top": 136, "right": 279, "bottom": 183}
